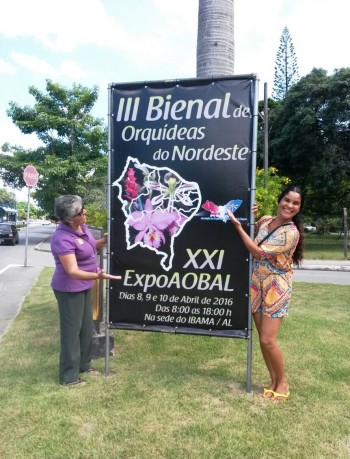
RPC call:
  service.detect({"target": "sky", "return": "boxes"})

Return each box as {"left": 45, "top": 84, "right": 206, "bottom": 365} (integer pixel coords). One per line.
{"left": 1, "top": 0, "right": 349, "bottom": 200}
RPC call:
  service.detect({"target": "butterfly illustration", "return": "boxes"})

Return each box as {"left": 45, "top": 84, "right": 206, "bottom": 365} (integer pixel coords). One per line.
{"left": 201, "top": 199, "right": 243, "bottom": 222}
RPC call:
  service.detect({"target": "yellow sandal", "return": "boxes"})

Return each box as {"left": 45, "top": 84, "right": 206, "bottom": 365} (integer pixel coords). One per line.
{"left": 271, "top": 391, "right": 290, "bottom": 402}
{"left": 260, "top": 388, "right": 275, "bottom": 398}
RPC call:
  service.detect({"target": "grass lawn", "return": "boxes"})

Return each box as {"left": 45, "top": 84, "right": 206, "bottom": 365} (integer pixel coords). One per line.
{"left": 304, "top": 233, "right": 349, "bottom": 260}
{"left": 0, "top": 268, "right": 349, "bottom": 458}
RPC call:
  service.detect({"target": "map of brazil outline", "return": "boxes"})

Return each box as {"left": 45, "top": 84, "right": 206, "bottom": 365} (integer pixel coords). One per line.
{"left": 113, "top": 157, "right": 202, "bottom": 271}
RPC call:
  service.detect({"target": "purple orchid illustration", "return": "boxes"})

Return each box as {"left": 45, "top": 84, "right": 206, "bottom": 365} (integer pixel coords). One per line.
{"left": 115, "top": 162, "right": 199, "bottom": 250}
{"left": 127, "top": 199, "right": 178, "bottom": 248}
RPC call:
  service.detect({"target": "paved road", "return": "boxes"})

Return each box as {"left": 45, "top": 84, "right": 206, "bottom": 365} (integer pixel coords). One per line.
{"left": 294, "top": 259, "right": 350, "bottom": 285}
{"left": 294, "top": 267, "right": 350, "bottom": 285}
{"left": 1, "top": 224, "right": 350, "bottom": 340}
{"left": 0, "top": 223, "right": 55, "bottom": 338}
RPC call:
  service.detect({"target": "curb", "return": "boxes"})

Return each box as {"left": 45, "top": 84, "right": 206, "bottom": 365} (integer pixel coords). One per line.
{"left": 35, "top": 237, "right": 51, "bottom": 252}
{"left": 296, "top": 265, "right": 350, "bottom": 272}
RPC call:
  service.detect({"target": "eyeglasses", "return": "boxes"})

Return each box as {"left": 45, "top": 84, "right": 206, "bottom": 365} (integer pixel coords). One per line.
{"left": 75, "top": 205, "right": 85, "bottom": 217}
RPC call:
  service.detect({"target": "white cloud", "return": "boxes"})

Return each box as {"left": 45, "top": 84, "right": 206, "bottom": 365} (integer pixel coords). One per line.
{"left": 286, "top": 0, "right": 350, "bottom": 76}
{"left": 0, "top": 59, "right": 16, "bottom": 75}
{"left": 11, "top": 52, "right": 86, "bottom": 81}
{"left": 0, "top": 0, "right": 349, "bottom": 118}
{"left": 0, "top": 0, "right": 126, "bottom": 52}
{"left": 0, "top": 0, "right": 197, "bottom": 75}
{"left": 0, "top": 116, "right": 42, "bottom": 149}
{"left": 58, "top": 60, "right": 86, "bottom": 80}
{"left": 234, "top": 0, "right": 350, "bottom": 95}
{"left": 12, "top": 52, "right": 57, "bottom": 77}
{"left": 111, "top": 0, "right": 197, "bottom": 77}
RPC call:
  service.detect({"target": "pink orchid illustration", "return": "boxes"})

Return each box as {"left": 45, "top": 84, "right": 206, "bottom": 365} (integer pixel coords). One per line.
{"left": 202, "top": 200, "right": 220, "bottom": 216}
{"left": 127, "top": 199, "right": 177, "bottom": 248}
{"left": 124, "top": 168, "right": 140, "bottom": 201}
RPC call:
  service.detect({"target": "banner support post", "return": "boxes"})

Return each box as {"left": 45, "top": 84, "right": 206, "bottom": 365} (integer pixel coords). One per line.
{"left": 105, "top": 84, "right": 113, "bottom": 377}
{"left": 24, "top": 186, "right": 31, "bottom": 267}
{"left": 245, "top": 75, "right": 259, "bottom": 394}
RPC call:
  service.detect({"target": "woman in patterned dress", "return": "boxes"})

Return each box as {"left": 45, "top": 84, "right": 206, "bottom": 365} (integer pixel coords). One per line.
{"left": 227, "top": 185, "right": 304, "bottom": 402}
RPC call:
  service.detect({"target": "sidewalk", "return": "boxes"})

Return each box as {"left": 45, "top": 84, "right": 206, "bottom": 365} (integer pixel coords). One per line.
{"left": 0, "top": 241, "right": 54, "bottom": 341}
{"left": 295, "top": 259, "right": 350, "bottom": 272}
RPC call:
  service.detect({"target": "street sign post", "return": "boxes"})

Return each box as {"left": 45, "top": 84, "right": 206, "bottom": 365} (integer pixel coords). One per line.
{"left": 23, "top": 165, "right": 39, "bottom": 187}
{"left": 23, "top": 165, "right": 39, "bottom": 267}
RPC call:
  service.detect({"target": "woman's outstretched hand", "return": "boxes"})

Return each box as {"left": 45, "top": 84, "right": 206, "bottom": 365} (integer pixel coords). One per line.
{"left": 97, "top": 268, "right": 122, "bottom": 280}
{"left": 228, "top": 202, "right": 258, "bottom": 228}
{"left": 103, "top": 273, "right": 122, "bottom": 281}
{"left": 227, "top": 209, "right": 241, "bottom": 227}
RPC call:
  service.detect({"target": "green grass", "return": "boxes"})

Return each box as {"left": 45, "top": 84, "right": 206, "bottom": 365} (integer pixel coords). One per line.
{"left": 304, "top": 233, "right": 349, "bottom": 260}
{"left": 0, "top": 268, "right": 350, "bottom": 458}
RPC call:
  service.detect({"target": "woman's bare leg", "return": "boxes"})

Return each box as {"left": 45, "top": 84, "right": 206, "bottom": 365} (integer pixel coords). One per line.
{"left": 254, "top": 313, "right": 288, "bottom": 399}
{"left": 253, "top": 313, "right": 277, "bottom": 395}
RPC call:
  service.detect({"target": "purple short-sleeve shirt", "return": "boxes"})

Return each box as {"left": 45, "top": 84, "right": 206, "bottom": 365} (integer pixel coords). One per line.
{"left": 51, "top": 223, "right": 97, "bottom": 292}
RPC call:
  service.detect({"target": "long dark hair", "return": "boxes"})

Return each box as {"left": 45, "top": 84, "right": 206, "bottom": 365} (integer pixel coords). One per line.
{"left": 278, "top": 184, "right": 304, "bottom": 266}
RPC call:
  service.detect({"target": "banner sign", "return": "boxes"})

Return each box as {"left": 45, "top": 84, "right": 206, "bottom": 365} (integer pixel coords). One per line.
{"left": 108, "top": 76, "right": 257, "bottom": 337}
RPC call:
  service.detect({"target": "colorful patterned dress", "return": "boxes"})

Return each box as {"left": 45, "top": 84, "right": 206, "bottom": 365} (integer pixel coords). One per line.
{"left": 251, "top": 216, "right": 300, "bottom": 317}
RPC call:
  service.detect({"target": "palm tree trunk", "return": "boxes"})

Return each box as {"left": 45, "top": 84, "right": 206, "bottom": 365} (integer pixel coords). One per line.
{"left": 196, "top": 0, "right": 235, "bottom": 78}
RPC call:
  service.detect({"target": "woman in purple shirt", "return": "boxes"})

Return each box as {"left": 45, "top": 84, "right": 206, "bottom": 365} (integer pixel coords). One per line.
{"left": 51, "top": 195, "right": 121, "bottom": 386}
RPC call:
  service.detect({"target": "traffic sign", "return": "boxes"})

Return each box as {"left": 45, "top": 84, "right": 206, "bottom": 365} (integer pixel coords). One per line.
{"left": 23, "top": 165, "right": 39, "bottom": 187}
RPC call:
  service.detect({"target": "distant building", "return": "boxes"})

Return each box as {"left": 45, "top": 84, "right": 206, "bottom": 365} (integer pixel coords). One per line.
{"left": 0, "top": 204, "right": 18, "bottom": 222}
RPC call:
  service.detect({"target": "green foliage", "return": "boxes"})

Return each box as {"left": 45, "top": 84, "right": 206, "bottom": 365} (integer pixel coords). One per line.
{"left": 313, "top": 216, "right": 343, "bottom": 235}
{"left": 0, "top": 80, "right": 108, "bottom": 215}
{"left": 0, "top": 188, "right": 16, "bottom": 207}
{"left": 85, "top": 203, "right": 107, "bottom": 230}
{"left": 255, "top": 167, "right": 291, "bottom": 218}
{"left": 269, "top": 67, "right": 350, "bottom": 216}
{"left": 272, "top": 27, "right": 300, "bottom": 100}
{"left": 256, "top": 98, "right": 281, "bottom": 168}
{"left": 15, "top": 200, "right": 46, "bottom": 220}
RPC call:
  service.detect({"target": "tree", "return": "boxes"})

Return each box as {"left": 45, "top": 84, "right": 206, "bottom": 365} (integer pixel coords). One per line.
{"left": 272, "top": 27, "right": 300, "bottom": 100}
{"left": 196, "top": 0, "right": 235, "bottom": 77}
{"left": 256, "top": 97, "right": 281, "bottom": 169}
{"left": 0, "top": 80, "right": 108, "bottom": 215}
{"left": 269, "top": 67, "right": 350, "bottom": 216}
{"left": 0, "top": 188, "right": 16, "bottom": 207}
{"left": 16, "top": 201, "right": 41, "bottom": 221}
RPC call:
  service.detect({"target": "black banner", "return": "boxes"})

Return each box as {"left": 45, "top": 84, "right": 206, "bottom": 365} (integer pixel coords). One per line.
{"left": 108, "top": 76, "right": 257, "bottom": 337}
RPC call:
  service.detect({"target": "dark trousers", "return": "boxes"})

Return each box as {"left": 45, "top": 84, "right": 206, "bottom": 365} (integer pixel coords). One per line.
{"left": 54, "top": 289, "right": 93, "bottom": 384}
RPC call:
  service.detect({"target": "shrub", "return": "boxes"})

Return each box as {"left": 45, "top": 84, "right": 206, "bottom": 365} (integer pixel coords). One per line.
{"left": 255, "top": 167, "right": 291, "bottom": 217}
{"left": 314, "top": 216, "right": 343, "bottom": 234}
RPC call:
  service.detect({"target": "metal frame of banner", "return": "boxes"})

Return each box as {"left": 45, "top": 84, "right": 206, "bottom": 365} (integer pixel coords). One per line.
{"left": 105, "top": 75, "right": 259, "bottom": 394}
{"left": 246, "top": 75, "right": 259, "bottom": 394}
{"left": 105, "top": 87, "right": 113, "bottom": 377}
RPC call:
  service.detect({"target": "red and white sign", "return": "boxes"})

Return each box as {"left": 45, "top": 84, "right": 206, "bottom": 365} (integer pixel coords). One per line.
{"left": 23, "top": 165, "right": 39, "bottom": 187}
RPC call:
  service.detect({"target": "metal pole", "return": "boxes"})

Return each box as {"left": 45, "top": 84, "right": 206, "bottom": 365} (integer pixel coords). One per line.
{"left": 105, "top": 85, "right": 113, "bottom": 377}
{"left": 263, "top": 83, "right": 269, "bottom": 188}
{"left": 344, "top": 208, "right": 348, "bottom": 259}
{"left": 246, "top": 77, "right": 259, "bottom": 394}
{"left": 24, "top": 187, "right": 30, "bottom": 267}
